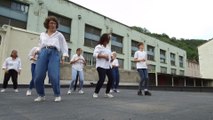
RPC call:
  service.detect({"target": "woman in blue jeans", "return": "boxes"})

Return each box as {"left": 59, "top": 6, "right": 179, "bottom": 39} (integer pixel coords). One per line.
{"left": 34, "top": 16, "right": 68, "bottom": 102}
{"left": 110, "top": 51, "right": 120, "bottom": 93}
{"left": 26, "top": 47, "right": 39, "bottom": 96}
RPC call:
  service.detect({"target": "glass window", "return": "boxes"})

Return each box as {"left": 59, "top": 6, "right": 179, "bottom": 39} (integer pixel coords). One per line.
{"left": 83, "top": 52, "right": 96, "bottom": 66}
{"left": 179, "top": 56, "right": 184, "bottom": 68}
{"left": 160, "top": 49, "right": 166, "bottom": 64}
{"left": 179, "top": 70, "right": 184, "bottom": 76}
{"left": 160, "top": 66, "right": 167, "bottom": 74}
{"left": 64, "top": 48, "right": 72, "bottom": 62}
{"left": 147, "top": 45, "right": 155, "bottom": 61}
{"left": 48, "top": 12, "right": 71, "bottom": 42}
{"left": 170, "top": 53, "right": 176, "bottom": 66}
{"left": 84, "top": 24, "right": 101, "bottom": 48}
{"left": 0, "top": 15, "right": 26, "bottom": 29}
{"left": 131, "top": 40, "right": 139, "bottom": 57}
{"left": 11, "top": 1, "right": 29, "bottom": 14}
{"left": 111, "top": 33, "right": 123, "bottom": 54}
{"left": 148, "top": 64, "right": 155, "bottom": 73}
{"left": 171, "top": 68, "right": 176, "bottom": 75}
{"left": 117, "top": 58, "right": 124, "bottom": 69}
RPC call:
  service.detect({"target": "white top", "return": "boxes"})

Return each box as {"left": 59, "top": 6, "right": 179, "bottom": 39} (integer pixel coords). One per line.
{"left": 28, "top": 47, "right": 39, "bottom": 64}
{"left": 111, "top": 59, "right": 119, "bottom": 67}
{"left": 93, "top": 44, "right": 111, "bottom": 69}
{"left": 39, "top": 31, "right": 69, "bottom": 57}
{"left": 134, "top": 50, "right": 148, "bottom": 69}
{"left": 2, "top": 57, "right": 22, "bottom": 72}
{"left": 71, "top": 54, "right": 85, "bottom": 71}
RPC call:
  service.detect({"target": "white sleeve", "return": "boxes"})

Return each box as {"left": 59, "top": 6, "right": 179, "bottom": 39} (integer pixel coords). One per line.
{"left": 59, "top": 33, "right": 69, "bottom": 57}
{"left": 18, "top": 58, "right": 22, "bottom": 70}
{"left": 28, "top": 47, "right": 36, "bottom": 60}
{"left": 134, "top": 51, "right": 138, "bottom": 59}
{"left": 70, "top": 54, "right": 76, "bottom": 62}
{"left": 93, "top": 45, "right": 101, "bottom": 58}
{"left": 2, "top": 58, "right": 8, "bottom": 69}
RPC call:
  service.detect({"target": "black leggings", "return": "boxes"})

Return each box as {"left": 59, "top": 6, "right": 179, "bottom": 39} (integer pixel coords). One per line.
{"left": 2, "top": 69, "right": 18, "bottom": 89}
{"left": 95, "top": 67, "right": 113, "bottom": 94}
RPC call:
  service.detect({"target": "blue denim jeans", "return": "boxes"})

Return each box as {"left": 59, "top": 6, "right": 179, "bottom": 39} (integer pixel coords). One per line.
{"left": 29, "top": 63, "right": 36, "bottom": 90}
{"left": 69, "top": 68, "right": 84, "bottom": 90}
{"left": 34, "top": 48, "right": 60, "bottom": 97}
{"left": 111, "top": 67, "right": 120, "bottom": 89}
{"left": 137, "top": 69, "right": 149, "bottom": 91}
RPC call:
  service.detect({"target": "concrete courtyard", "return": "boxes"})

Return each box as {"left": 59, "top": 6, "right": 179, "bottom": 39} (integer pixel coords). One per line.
{"left": 0, "top": 88, "right": 213, "bottom": 120}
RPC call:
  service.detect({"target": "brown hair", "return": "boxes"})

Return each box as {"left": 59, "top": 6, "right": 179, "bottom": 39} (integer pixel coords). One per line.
{"left": 76, "top": 48, "right": 82, "bottom": 52}
{"left": 43, "top": 16, "right": 59, "bottom": 29}
{"left": 98, "top": 33, "right": 111, "bottom": 45}
{"left": 137, "top": 42, "right": 144, "bottom": 48}
{"left": 10, "top": 50, "right": 18, "bottom": 58}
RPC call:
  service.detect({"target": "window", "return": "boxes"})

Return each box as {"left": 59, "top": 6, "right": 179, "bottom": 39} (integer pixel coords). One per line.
{"left": 160, "top": 49, "right": 166, "bottom": 64}
{"left": 48, "top": 12, "right": 71, "bottom": 42}
{"left": 170, "top": 53, "right": 176, "bottom": 66}
{"left": 131, "top": 61, "right": 136, "bottom": 70}
{"left": 0, "top": 0, "right": 29, "bottom": 13}
{"left": 148, "top": 64, "right": 155, "bottom": 73}
{"left": 147, "top": 45, "right": 155, "bottom": 61}
{"left": 179, "top": 70, "right": 184, "bottom": 76}
{"left": 160, "top": 67, "right": 167, "bottom": 74}
{"left": 83, "top": 52, "right": 96, "bottom": 66}
{"left": 11, "top": 1, "right": 29, "bottom": 13}
{"left": 117, "top": 58, "right": 124, "bottom": 69}
{"left": 111, "top": 34, "right": 123, "bottom": 54}
{"left": 84, "top": 24, "right": 101, "bottom": 48}
{"left": 131, "top": 40, "right": 139, "bottom": 57}
{"left": 179, "top": 56, "right": 184, "bottom": 68}
{"left": 171, "top": 68, "right": 176, "bottom": 75}
{"left": 64, "top": 48, "right": 72, "bottom": 62}
{"left": 0, "top": 15, "right": 26, "bottom": 29}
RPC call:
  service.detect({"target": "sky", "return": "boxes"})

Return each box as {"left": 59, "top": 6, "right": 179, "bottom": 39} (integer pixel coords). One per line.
{"left": 69, "top": 0, "right": 213, "bottom": 40}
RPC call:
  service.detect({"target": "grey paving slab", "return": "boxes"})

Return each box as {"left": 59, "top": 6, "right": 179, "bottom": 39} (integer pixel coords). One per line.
{"left": 0, "top": 88, "right": 213, "bottom": 120}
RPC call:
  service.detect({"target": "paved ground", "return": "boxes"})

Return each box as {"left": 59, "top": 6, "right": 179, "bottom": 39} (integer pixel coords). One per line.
{"left": 0, "top": 88, "right": 213, "bottom": 120}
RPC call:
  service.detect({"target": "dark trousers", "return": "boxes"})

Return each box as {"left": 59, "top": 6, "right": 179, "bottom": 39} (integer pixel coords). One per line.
{"left": 95, "top": 67, "right": 113, "bottom": 94}
{"left": 2, "top": 69, "right": 18, "bottom": 89}
{"left": 111, "top": 67, "right": 120, "bottom": 89}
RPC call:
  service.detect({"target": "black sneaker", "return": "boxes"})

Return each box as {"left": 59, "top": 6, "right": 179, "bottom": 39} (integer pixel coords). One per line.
{"left": 144, "top": 91, "right": 152, "bottom": 96}
{"left": 137, "top": 90, "right": 143, "bottom": 96}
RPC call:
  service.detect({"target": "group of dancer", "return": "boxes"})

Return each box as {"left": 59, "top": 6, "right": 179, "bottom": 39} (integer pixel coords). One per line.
{"left": 1, "top": 16, "right": 151, "bottom": 102}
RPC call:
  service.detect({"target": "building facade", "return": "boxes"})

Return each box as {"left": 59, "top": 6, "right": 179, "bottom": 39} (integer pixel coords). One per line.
{"left": 198, "top": 39, "right": 213, "bottom": 79}
{"left": 0, "top": 0, "right": 190, "bottom": 86}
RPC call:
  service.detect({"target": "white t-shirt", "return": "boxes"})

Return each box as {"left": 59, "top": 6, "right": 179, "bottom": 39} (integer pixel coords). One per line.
{"left": 28, "top": 47, "right": 39, "bottom": 64}
{"left": 111, "top": 59, "right": 119, "bottom": 67}
{"left": 93, "top": 44, "right": 111, "bottom": 69}
{"left": 71, "top": 54, "right": 85, "bottom": 71}
{"left": 39, "top": 31, "right": 69, "bottom": 57}
{"left": 2, "top": 57, "right": 22, "bottom": 72}
{"left": 134, "top": 50, "right": 148, "bottom": 69}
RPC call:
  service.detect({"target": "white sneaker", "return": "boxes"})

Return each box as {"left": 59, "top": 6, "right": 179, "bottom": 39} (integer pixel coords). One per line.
{"left": 110, "top": 90, "right": 114, "bottom": 93}
{"left": 79, "top": 90, "right": 84, "bottom": 94}
{"left": 34, "top": 96, "right": 46, "bottom": 102}
{"left": 1, "top": 89, "right": 6, "bottom": 93}
{"left": 26, "top": 90, "right": 32, "bottom": 96}
{"left": 93, "top": 93, "right": 98, "bottom": 98}
{"left": 54, "top": 96, "right": 61, "bottom": 102}
{"left": 14, "top": 89, "right": 19, "bottom": 93}
{"left": 67, "top": 90, "right": 72, "bottom": 95}
{"left": 105, "top": 93, "right": 114, "bottom": 98}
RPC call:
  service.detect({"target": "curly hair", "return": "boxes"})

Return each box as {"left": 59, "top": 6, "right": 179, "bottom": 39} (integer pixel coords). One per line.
{"left": 43, "top": 16, "right": 59, "bottom": 29}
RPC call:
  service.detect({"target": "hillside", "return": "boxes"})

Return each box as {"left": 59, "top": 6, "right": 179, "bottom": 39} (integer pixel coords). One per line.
{"left": 131, "top": 26, "right": 207, "bottom": 62}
